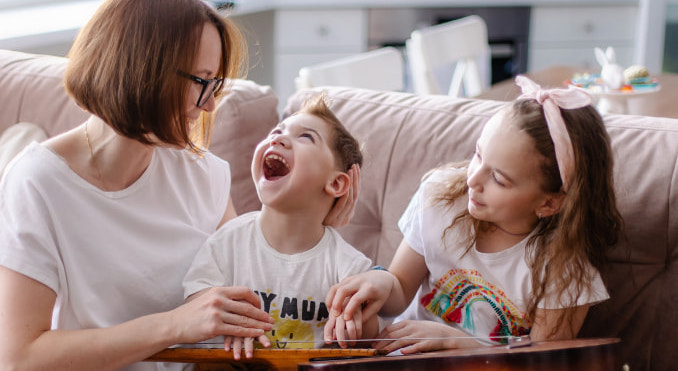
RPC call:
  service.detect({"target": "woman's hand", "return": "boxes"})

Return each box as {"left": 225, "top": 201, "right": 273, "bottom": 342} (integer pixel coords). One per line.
{"left": 171, "top": 286, "right": 274, "bottom": 344}
{"left": 224, "top": 334, "right": 270, "bottom": 360}
{"left": 372, "top": 320, "right": 479, "bottom": 354}
{"left": 323, "top": 270, "right": 394, "bottom": 343}
{"left": 324, "top": 164, "right": 360, "bottom": 227}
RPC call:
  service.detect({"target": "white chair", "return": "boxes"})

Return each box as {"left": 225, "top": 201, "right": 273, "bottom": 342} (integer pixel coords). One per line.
{"left": 406, "top": 15, "right": 491, "bottom": 97}
{"left": 295, "top": 47, "right": 404, "bottom": 92}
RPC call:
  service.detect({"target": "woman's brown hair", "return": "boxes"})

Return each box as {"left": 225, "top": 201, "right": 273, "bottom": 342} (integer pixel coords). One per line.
{"left": 431, "top": 100, "right": 623, "bottom": 337}
{"left": 64, "top": 0, "right": 247, "bottom": 152}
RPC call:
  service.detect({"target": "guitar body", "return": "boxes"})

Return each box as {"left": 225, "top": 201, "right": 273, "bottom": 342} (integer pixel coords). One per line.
{"left": 146, "top": 347, "right": 384, "bottom": 371}
{"left": 147, "top": 338, "right": 619, "bottom": 371}
{"left": 298, "top": 338, "right": 620, "bottom": 371}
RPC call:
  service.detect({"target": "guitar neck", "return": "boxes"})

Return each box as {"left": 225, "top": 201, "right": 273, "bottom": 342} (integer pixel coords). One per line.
{"left": 146, "top": 347, "right": 386, "bottom": 371}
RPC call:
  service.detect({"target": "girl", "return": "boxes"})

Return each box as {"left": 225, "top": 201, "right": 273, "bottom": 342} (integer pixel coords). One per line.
{"left": 324, "top": 76, "right": 623, "bottom": 354}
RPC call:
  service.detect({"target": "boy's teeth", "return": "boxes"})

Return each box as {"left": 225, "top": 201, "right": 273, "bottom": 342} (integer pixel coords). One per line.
{"left": 265, "top": 154, "right": 289, "bottom": 168}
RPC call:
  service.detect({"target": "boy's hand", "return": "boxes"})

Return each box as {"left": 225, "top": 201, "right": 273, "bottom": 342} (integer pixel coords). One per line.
{"left": 330, "top": 306, "right": 364, "bottom": 348}
{"left": 224, "top": 334, "right": 271, "bottom": 359}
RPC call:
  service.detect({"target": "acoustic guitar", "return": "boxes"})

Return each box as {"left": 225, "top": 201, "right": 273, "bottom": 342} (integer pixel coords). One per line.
{"left": 146, "top": 337, "right": 619, "bottom": 371}
{"left": 298, "top": 338, "right": 620, "bottom": 371}
{"left": 146, "top": 346, "right": 386, "bottom": 371}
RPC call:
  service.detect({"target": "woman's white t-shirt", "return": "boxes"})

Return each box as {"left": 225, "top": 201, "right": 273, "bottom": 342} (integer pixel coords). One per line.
{"left": 396, "top": 167, "right": 609, "bottom": 344}
{"left": 0, "top": 139, "right": 230, "bottom": 371}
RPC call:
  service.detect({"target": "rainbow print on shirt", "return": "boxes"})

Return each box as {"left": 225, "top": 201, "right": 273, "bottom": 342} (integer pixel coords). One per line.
{"left": 420, "top": 268, "right": 530, "bottom": 343}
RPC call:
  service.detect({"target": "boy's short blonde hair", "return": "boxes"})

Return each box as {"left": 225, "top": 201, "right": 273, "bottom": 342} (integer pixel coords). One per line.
{"left": 296, "top": 94, "right": 363, "bottom": 172}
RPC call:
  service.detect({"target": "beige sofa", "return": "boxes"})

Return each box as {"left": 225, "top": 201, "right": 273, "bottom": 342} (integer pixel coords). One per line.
{"left": 0, "top": 49, "right": 277, "bottom": 215}
{"left": 1, "top": 49, "right": 676, "bottom": 371}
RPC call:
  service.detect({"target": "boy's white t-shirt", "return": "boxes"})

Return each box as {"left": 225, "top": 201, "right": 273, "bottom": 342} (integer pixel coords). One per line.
{"left": 0, "top": 140, "right": 230, "bottom": 371}
{"left": 396, "top": 167, "right": 609, "bottom": 344}
{"left": 183, "top": 211, "right": 373, "bottom": 348}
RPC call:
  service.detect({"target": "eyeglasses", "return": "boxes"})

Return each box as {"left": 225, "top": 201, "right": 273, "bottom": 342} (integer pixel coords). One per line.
{"left": 179, "top": 71, "right": 224, "bottom": 108}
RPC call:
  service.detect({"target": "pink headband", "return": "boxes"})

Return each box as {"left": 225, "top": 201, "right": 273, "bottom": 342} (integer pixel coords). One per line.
{"left": 515, "top": 75, "right": 592, "bottom": 192}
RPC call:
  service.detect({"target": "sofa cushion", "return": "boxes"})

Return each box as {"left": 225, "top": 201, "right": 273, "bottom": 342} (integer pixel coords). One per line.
{"left": 0, "top": 49, "right": 280, "bottom": 215}
{"left": 579, "top": 114, "right": 678, "bottom": 371}
{"left": 0, "top": 50, "right": 89, "bottom": 137}
{"left": 285, "top": 86, "right": 678, "bottom": 371}
{"left": 0, "top": 122, "right": 47, "bottom": 177}
{"left": 285, "top": 87, "right": 505, "bottom": 266}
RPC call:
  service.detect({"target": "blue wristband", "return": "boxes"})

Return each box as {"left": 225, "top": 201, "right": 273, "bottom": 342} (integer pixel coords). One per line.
{"left": 370, "top": 265, "right": 388, "bottom": 271}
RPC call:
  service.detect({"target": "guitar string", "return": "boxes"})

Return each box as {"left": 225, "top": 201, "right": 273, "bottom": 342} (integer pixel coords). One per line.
{"left": 179, "top": 335, "right": 529, "bottom": 346}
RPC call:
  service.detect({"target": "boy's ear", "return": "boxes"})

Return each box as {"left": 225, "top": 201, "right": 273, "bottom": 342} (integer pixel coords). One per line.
{"left": 536, "top": 192, "right": 566, "bottom": 218}
{"left": 325, "top": 171, "right": 350, "bottom": 198}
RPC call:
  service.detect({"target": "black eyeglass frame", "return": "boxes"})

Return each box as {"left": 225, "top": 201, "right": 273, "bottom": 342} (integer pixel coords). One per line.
{"left": 179, "top": 71, "right": 225, "bottom": 108}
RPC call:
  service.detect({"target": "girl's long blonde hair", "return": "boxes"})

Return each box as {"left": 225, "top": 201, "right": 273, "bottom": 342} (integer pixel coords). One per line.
{"left": 431, "top": 99, "right": 623, "bottom": 335}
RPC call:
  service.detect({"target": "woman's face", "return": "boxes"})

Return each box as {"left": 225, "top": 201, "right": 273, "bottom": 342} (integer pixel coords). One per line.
{"left": 466, "top": 110, "right": 551, "bottom": 234}
{"left": 184, "top": 22, "right": 222, "bottom": 121}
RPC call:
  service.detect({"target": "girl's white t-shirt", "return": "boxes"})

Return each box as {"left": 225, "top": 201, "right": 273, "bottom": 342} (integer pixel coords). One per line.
{"left": 0, "top": 139, "right": 230, "bottom": 371}
{"left": 396, "top": 167, "right": 609, "bottom": 344}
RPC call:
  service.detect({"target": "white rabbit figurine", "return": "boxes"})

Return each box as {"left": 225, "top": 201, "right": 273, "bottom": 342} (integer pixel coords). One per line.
{"left": 595, "top": 46, "right": 624, "bottom": 90}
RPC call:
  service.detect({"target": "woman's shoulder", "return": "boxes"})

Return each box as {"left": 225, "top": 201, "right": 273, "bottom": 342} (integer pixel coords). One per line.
{"left": 2, "top": 142, "right": 65, "bottom": 184}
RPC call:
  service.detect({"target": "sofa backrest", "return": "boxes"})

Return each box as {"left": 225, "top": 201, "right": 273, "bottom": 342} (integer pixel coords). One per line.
{"left": 285, "top": 88, "right": 491, "bottom": 265}
{"left": 286, "top": 86, "right": 678, "bottom": 371}
{"left": 0, "top": 49, "right": 278, "bottom": 214}
{"left": 0, "top": 50, "right": 89, "bottom": 137}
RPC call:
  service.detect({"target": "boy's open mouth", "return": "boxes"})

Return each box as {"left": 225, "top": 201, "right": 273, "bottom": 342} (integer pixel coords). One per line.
{"left": 263, "top": 153, "right": 290, "bottom": 180}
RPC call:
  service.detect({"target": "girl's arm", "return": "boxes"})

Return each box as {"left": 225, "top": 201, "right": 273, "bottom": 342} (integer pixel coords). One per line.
{"left": 324, "top": 239, "right": 429, "bottom": 326}
{"left": 0, "top": 266, "right": 273, "bottom": 371}
{"left": 529, "top": 305, "right": 590, "bottom": 341}
{"left": 373, "top": 319, "right": 484, "bottom": 354}
{"left": 380, "top": 240, "right": 430, "bottom": 316}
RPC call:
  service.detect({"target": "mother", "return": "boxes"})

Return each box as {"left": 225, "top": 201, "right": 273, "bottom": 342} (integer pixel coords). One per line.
{"left": 0, "top": 0, "right": 356, "bottom": 370}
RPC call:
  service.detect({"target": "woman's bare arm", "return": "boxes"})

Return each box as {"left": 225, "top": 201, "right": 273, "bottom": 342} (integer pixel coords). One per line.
{"left": 0, "top": 266, "right": 273, "bottom": 370}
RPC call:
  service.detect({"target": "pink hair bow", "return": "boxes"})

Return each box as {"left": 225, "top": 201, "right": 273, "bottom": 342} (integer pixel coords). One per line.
{"left": 515, "top": 75, "right": 592, "bottom": 192}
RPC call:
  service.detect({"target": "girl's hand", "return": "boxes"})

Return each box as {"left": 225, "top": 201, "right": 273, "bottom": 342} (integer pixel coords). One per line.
{"left": 171, "top": 286, "right": 274, "bottom": 344}
{"left": 324, "top": 164, "right": 360, "bottom": 227}
{"left": 372, "top": 320, "right": 478, "bottom": 354}
{"left": 224, "top": 334, "right": 270, "bottom": 359}
{"left": 323, "top": 270, "right": 394, "bottom": 342}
